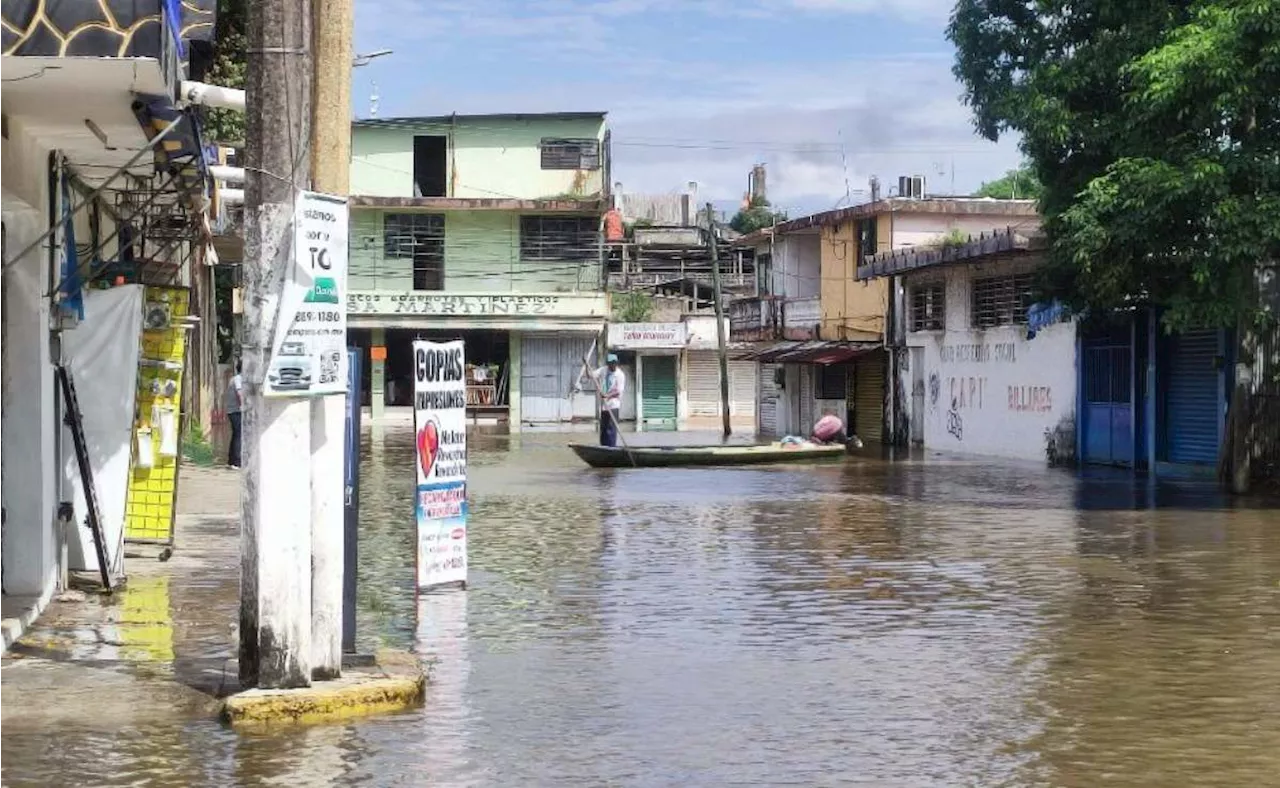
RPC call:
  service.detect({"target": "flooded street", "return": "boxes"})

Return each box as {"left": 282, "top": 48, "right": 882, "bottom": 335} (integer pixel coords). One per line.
{"left": 5, "top": 427, "right": 1280, "bottom": 786}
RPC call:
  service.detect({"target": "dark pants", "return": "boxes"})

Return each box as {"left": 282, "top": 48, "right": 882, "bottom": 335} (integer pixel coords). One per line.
{"left": 228, "top": 411, "right": 242, "bottom": 467}
{"left": 599, "top": 409, "right": 618, "bottom": 447}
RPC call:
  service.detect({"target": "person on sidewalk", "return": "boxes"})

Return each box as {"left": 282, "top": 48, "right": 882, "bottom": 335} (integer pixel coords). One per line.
{"left": 592, "top": 353, "right": 626, "bottom": 447}
{"left": 225, "top": 360, "right": 243, "bottom": 468}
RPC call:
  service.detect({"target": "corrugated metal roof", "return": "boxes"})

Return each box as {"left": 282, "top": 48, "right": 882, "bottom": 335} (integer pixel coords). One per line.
{"left": 354, "top": 112, "right": 607, "bottom": 128}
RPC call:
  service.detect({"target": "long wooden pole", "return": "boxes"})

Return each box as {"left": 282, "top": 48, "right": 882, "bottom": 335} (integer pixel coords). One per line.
{"left": 707, "top": 203, "right": 732, "bottom": 440}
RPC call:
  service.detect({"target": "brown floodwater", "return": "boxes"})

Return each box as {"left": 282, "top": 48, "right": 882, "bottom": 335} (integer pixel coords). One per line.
{"left": 4, "top": 427, "right": 1280, "bottom": 786}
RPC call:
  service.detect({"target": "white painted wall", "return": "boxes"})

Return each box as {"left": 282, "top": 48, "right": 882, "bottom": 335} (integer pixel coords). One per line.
{"left": 2, "top": 118, "right": 59, "bottom": 597}
{"left": 890, "top": 211, "right": 1041, "bottom": 251}
{"left": 755, "top": 232, "right": 821, "bottom": 298}
{"left": 902, "top": 261, "right": 1077, "bottom": 462}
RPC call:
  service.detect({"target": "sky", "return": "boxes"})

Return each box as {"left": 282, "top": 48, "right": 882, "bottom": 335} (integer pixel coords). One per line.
{"left": 350, "top": 0, "right": 1023, "bottom": 217}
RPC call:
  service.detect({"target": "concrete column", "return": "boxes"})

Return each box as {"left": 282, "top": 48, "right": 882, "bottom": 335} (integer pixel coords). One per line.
{"left": 507, "top": 332, "right": 521, "bottom": 428}
{"left": 371, "top": 328, "right": 386, "bottom": 421}
{"left": 307, "top": 0, "right": 354, "bottom": 681}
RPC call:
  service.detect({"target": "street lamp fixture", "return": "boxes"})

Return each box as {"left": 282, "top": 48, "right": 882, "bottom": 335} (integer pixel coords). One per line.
{"left": 352, "top": 49, "right": 393, "bottom": 68}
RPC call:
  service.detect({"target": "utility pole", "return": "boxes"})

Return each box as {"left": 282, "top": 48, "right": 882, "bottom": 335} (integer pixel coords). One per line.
{"left": 707, "top": 202, "right": 732, "bottom": 439}
{"left": 308, "top": 0, "right": 353, "bottom": 680}
{"left": 241, "top": 0, "right": 314, "bottom": 689}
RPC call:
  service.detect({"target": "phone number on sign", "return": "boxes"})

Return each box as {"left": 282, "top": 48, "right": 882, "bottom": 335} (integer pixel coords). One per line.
{"left": 417, "top": 486, "right": 466, "bottom": 519}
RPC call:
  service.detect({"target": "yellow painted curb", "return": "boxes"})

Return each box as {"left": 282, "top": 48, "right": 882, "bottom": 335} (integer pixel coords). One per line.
{"left": 221, "top": 673, "right": 426, "bottom": 727}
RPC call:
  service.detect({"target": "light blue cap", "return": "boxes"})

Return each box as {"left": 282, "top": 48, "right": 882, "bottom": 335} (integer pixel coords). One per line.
{"left": 606, "top": 353, "right": 619, "bottom": 363}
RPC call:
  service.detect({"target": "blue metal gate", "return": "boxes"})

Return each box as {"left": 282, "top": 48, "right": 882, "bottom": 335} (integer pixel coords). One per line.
{"left": 1082, "top": 341, "right": 1133, "bottom": 466}
{"left": 1166, "top": 330, "right": 1221, "bottom": 465}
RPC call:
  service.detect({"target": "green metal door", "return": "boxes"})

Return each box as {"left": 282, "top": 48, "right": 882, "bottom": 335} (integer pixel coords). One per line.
{"left": 641, "top": 355, "right": 677, "bottom": 426}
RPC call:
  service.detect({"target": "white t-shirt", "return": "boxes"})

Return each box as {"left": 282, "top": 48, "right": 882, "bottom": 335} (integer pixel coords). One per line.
{"left": 593, "top": 366, "right": 626, "bottom": 411}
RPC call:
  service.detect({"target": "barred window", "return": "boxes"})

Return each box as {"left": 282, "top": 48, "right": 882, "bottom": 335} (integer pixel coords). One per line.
{"left": 971, "top": 272, "right": 1035, "bottom": 328}
{"left": 909, "top": 281, "right": 946, "bottom": 331}
{"left": 540, "top": 138, "right": 601, "bottom": 170}
{"left": 383, "top": 213, "right": 445, "bottom": 290}
{"left": 520, "top": 216, "right": 599, "bottom": 262}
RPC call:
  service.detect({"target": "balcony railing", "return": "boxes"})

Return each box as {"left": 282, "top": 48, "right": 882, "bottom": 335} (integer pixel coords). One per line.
{"left": 730, "top": 295, "right": 820, "bottom": 341}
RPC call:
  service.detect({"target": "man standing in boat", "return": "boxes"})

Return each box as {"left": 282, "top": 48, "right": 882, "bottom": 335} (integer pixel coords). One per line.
{"left": 589, "top": 353, "right": 626, "bottom": 447}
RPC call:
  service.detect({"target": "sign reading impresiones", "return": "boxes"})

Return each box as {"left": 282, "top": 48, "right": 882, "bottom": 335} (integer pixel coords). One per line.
{"left": 413, "top": 340, "right": 468, "bottom": 590}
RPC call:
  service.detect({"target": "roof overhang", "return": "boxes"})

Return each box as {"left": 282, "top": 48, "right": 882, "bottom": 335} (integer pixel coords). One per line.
{"left": 856, "top": 229, "right": 1046, "bottom": 280}
{"left": 733, "top": 340, "right": 882, "bottom": 364}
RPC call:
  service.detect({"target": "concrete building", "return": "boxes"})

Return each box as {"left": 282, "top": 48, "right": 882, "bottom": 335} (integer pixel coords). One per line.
{"left": 2, "top": 0, "right": 218, "bottom": 642}
{"left": 858, "top": 230, "right": 1077, "bottom": 461}
{"left": 733, "top": 196, "right": 1040, "bottom": 442}
{"left": 344, "top": 113, "right": 611, "bottom": 426}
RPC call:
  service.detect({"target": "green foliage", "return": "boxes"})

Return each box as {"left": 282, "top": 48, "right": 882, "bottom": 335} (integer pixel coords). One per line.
{"left": 975, "top": 164, "right": 1043, "bottom": 200}
{"left": 203, "top": 0, "right": 247, "bottom": 144}
{"left": 948, "top": 0, "right": 1280, "bottom": 331}
{"left": 729, "top": 197, "right": 788, "bottom": 235}
{"left": 182, "top": 421, "right": 217, "bottom": 467}
{"left": 932, "top": 228, "right": 972, "bottom": 249}
{"left": 612, "top": 291, "right": 655, "bottom": 322}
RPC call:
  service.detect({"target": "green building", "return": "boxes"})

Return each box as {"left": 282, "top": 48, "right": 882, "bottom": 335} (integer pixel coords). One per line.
{"left": 346, "top": 113, "right": 612, "bottom": 425}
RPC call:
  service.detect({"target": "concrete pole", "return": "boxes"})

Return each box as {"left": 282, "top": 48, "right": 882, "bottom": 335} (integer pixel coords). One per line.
{"left": 307, "top": 0, "right": 353, "bottom": 679}
{"left": 240, "top": 0, "right": 314, "bottom": 689}
{"left": 707, "top": 203, "right": 732, "bottom": 439}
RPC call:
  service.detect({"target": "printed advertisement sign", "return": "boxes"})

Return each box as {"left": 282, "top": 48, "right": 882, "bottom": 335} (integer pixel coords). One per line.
{"left": 265, "top": 190, "right": 349, "bottom": 397}
{"left": 413, "top": 340, "right": 468, "bottom": 589}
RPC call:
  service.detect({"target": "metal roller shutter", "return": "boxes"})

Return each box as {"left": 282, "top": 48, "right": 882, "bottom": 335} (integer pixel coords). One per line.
{"left": 641, "top": 355, "right": 677, "bottom": 424}
{"left": 758, "top": 363, "right": 779, "bottom": 436}
{"left": 799, "top": 366, "right": 815, "bottom": 433}
{"left": 730, "top": 361, "right": 757, "bottom": 422}
{"left": 560, "top": 335, "right": 598, "bottom": 422}
{"left": 855, "top": 354, "right": 885, "bottom": 443}
{"left": 520, "top": 334, "right": 563, "bottom": 423}
{"left": 687, "top": 351, "right": 721, "bottom": 417}
{"left": 1166, "top": 330, "right": 1220, "bottom": 465}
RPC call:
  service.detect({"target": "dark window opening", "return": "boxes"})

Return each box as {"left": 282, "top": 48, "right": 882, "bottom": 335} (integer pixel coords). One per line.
{"left": 540, "top": 138, "right": 601, "bottom": 170}
{"left": 971, "top": 272, "right": 1034, "bottom": 328}
{"left": 757, "top": 252, "right": 773, "bottom": 296}
{"left": 520, "top": 216, "right": 599, "bottom": 262}
{"left": 816, "top": 364, "right": 848, "bottom": 400}
{"left": 384, "top": 213, "right": 445, "bottom": 290}
{"left": 909, "top": 281, "right": 946, "bottom": 331}
{"left": 857, "top": 218, "right": 878, "bottom": 261}
{"left": 413, "top": 136, "right": 447, "bottom": 197}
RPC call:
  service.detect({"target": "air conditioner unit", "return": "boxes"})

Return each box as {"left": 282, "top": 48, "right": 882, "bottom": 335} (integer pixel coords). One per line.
{"left": 144, "top": 301, "right": 173, "bottom": 331}
{"left": 898, "top": 175, "right": 926, "bottom": 199}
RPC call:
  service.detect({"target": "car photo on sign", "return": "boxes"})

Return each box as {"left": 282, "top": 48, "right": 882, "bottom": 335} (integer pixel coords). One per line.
{"left": 268, "top": 340, "right": 314, "bottom": 391}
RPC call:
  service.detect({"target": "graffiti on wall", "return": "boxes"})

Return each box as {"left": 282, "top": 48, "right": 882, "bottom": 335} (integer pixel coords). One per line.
{"left": 946, "top": 400, "right": 964, "bottom": 440}
{"left": 1008, "top": 385, "right": 1053, "bottom": 413}
{"left": 948, "top": 376, "right": 987, "bottom": 410}
{"left": 940, "top": 343, "right": 1017, "bottom": 364}
{"left": 929, "top": 372, "right": 940, "bottom": 408}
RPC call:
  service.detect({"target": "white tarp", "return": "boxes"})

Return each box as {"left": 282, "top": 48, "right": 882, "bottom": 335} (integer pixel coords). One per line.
{"left": 62, "top": 285, "right": 143, "bottom": 575}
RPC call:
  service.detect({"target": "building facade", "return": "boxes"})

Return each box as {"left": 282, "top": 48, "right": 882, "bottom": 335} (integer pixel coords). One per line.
{"left": 734, "top": 197, "right": 1040, "bottom": 442}
{"left": 2, "top": 0, "right": 218, "bottom": 641}
{"left": 344, "top": 113, "right": 611, "bottom": 426}
{"left": 859, "top": 231, "right": 1077, "bottom": 461}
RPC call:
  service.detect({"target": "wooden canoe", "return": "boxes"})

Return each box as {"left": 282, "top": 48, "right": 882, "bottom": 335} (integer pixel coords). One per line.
{"left": 568, "top": 441, "right": 847, "bottom": 469}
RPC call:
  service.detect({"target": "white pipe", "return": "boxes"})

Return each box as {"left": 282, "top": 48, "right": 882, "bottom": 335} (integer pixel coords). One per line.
{"left": 220, "top": 188, "right": 245, "bottom": 205}
{"left": 180, "top": 81, "right": 246, "bottom": 113}
{"left": 210, "top": 165, "right": 245, "bottom": 183}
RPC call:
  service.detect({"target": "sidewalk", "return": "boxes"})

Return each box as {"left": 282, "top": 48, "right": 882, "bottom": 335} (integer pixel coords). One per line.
{"left": 1, "top": 464, "right": 422, "bottom": 732}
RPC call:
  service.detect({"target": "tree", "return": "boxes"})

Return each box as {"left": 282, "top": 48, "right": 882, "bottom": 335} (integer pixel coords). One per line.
{"left": 730, "top": 197, "right": 787, "bottom": 235}
{"left": 975, "top": 163, "right": 1043, "bottom": 200}
{"left": 948, "top": 0, "right": 1280, "bottom": 332}
{"left": 203, "top": 0, "right": 247, "bottom": 144}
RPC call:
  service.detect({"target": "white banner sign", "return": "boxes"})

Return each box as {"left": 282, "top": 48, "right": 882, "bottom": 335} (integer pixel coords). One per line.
{"left": 413, "top": 340, "right": 468, "bottom": 590}
{"left": 265, "top": 190, "right": 349, "bottom": 397}
{"left": 608, "top": 322, "right": 688, "bottom": 349}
